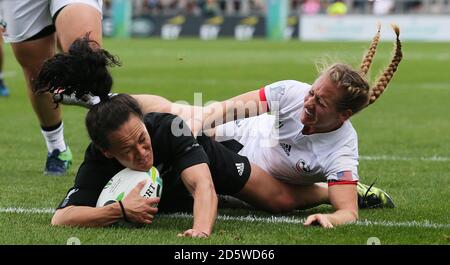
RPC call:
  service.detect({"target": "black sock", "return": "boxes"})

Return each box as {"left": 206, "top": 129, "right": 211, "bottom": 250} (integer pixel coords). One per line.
{"left": 41, "top": 121, "right": 63, "bottom": 132}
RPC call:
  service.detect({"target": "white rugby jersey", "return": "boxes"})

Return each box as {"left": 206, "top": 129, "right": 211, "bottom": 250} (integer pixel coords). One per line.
{"left": 215, "top": 80, "right": 359, "bottom": 186}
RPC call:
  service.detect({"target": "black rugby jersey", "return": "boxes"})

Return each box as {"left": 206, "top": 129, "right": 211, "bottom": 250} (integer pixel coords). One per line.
{"left": 58, "top": 113, "right": 208, "bottom": 211}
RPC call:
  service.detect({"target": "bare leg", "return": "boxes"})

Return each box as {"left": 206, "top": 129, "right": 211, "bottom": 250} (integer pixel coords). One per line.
{"left": 11, "top": 3, "right": 102, "bottom": 176}
{"left": 236, "top": 163, "right": 329, "bottom": 213}
{"left": 11, "top": 34, "right": 60, "bottom": 126}
{"left": 15, "top": 3, "right": 103, "bottom": 126}
{"left": 54, "top": 3, "right": 102, "bottom": 51}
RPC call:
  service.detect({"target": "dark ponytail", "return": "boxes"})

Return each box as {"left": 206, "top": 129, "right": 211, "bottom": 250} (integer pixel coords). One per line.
{"left": 35, "top": 33, "right": 143, "bottom": 150}
{"left": 35, "top": 33, "right": 121, "bottom": 101}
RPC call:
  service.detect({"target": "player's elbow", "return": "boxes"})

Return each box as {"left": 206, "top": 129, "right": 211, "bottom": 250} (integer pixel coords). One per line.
{"left": 51, "top": 207, "right": 74, "bottom": 227}
{"left": 344, "top": 208, "right": 359, "bottom": 222}
{"left": 51, "top": 210, "right": 65, "bottom": 226}
{"left": 352, "top": 209, "right": 359, "bottom": 221}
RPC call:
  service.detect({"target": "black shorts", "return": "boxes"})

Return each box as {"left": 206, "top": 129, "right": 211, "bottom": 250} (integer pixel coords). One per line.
{"left": 197, "top": 135, "right": 251, "bottom": 195}
{"left": 23, "top": 6, "right": 64, "bottom": 42}
{"left": 157, "top": 135, "right": 251, "bottom": 213}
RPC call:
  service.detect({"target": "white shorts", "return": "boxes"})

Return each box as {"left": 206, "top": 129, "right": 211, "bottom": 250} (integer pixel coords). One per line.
{"left": 1, "top": 0, "right": 102, "bottom": 43}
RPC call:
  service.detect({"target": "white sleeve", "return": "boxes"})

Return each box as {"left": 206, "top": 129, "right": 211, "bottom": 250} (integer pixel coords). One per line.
{"left": 260, "top": 80, "right": 311, "bottom": 118}
{"left": 325, "top": 138, "right": 360, "bottom": 184}
{"left": 326, "top": 152, "right": 359, "bottom": 183}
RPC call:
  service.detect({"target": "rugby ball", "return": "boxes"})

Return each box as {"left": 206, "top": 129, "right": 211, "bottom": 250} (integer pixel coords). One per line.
{"left": 96, "top": 167, "right": 163, "bottom": 207}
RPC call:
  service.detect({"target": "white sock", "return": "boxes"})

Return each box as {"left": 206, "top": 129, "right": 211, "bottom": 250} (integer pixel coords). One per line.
{"left": 41, "top": 122, "right": 67, "bottom": 153}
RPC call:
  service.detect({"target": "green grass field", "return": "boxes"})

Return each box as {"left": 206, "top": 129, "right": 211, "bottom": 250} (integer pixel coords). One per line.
{"left": 0, "top": 38, "right": 449, "bottom": 245}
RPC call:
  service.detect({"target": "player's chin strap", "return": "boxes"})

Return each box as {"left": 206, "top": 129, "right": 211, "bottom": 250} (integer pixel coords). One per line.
{"left": 52, "top": 92, "right": 118, "bottom": 109}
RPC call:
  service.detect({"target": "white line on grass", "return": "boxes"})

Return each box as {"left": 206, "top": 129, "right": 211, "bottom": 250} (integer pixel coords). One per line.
{"left": 1, "top": 207, "right": 449, "bottom": 229}
{"left": 0, "top": 207, "right": 55, "bottom": 214}
{"left": 360, "top": 155, "right": 450, "bottom": 162}
{"left": 160, "top": 213, "right": 450, "bottom": 229}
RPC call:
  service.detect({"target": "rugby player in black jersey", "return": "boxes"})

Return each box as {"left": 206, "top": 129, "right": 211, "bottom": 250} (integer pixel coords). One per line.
{"left": 36, "top": 36, "right": 253, "bottom": 237}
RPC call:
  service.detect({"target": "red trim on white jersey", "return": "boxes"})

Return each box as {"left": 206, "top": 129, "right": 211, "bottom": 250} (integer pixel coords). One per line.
{"left": 328, "top": 180, "right": 358, "bottom": 187}
{"left": 259, "top": 87, "right": 269, "bottom": 111}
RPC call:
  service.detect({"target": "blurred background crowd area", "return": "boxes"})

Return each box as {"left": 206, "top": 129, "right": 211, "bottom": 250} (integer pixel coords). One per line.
{"left": 103, "top": 0, "right": 450, "bottom": 17}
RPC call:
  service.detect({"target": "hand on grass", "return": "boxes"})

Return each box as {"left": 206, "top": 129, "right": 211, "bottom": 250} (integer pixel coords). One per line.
{"left": 304, "top": 214, "right": 334, "bottom": 228}
{"left": 177, "top": 229, "right": 209, "bottom": 238}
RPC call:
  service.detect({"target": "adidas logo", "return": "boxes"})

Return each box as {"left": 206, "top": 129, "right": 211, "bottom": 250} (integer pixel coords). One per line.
{"left": 235, "top": 163, "right": 245, "bottom": 176}
{"left": 280, "top": 143, "right": 291, "bottom": 156}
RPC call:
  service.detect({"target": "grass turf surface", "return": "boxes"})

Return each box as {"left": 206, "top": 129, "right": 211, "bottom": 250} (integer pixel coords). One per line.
{"left": 0, "top": 38, "right": 449, "bottom": 245}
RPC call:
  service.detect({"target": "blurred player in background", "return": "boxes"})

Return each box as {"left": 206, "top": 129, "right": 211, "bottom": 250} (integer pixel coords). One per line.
{"left": 0, "top": 0, "right": 103, "bottom": 175}
{"left": 0, "top": 14, "right": 9, "bottom": 96}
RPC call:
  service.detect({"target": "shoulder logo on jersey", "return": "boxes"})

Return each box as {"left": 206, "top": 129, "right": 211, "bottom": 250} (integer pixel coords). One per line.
{"left": 61, "top": 188, "right": 79, "bottom": 208}
{"left": 235, "top": 163, "right": 245, "bottom": 176}
{"left": 336, "top": 171, "right": 353, "bottom": 181}
{"left": 295, "top": 159, "right": 311, "bottom": 173}
{"left": 104, "top": 180, "right": 113, "bottom": 190}
{"left": 66, "top": 188, "right": 79, "bottom": 199}
{"left": 183, "top": 142, "right": 200, "bottom": 153}
{"left": 269, "top": 84, "right": 286, "bottom": 99}
{"left": 280, "top": 143, "right": 291, "bottom": 156}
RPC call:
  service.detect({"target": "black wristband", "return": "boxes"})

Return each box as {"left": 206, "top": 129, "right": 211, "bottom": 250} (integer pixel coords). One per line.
{"left": 118, "top": 200, "right": 129, "bottom": 222}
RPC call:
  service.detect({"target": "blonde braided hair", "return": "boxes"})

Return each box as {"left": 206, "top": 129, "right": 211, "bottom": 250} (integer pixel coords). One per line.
{"left": 319, "top": 24, "right": 402, "bottom": 115}
{"left": 368, "top": 24, "right": 403, "bottom": 105}
{"left": 360, "top": 22, "right": 381, "bottom": 77}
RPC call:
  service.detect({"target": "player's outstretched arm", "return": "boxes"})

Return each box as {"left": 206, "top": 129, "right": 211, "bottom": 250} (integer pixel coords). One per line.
{"left": 133, "top": 90, "right": 268, "bottom": 136}
{"left": 178, "top": 163, "right": 218, "bottom": 238}
{"left": 304, "top": 184, "right": 358, "bottom": 228}
{"left": 202, "top": 90, "right": 268, "bottom": 131}
{"left": 52, "top": 204, "right": 124, "bottom": 227}
{"left": 132, "top": 94, "right": 204, "bottom": 136}
{"left": 55, "top": 91, "right": 266, "bottom": 137}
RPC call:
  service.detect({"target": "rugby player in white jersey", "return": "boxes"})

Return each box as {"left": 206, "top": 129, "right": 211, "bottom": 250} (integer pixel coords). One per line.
{"left": 199, "top": 24, "right": 402, "bottom": 227}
